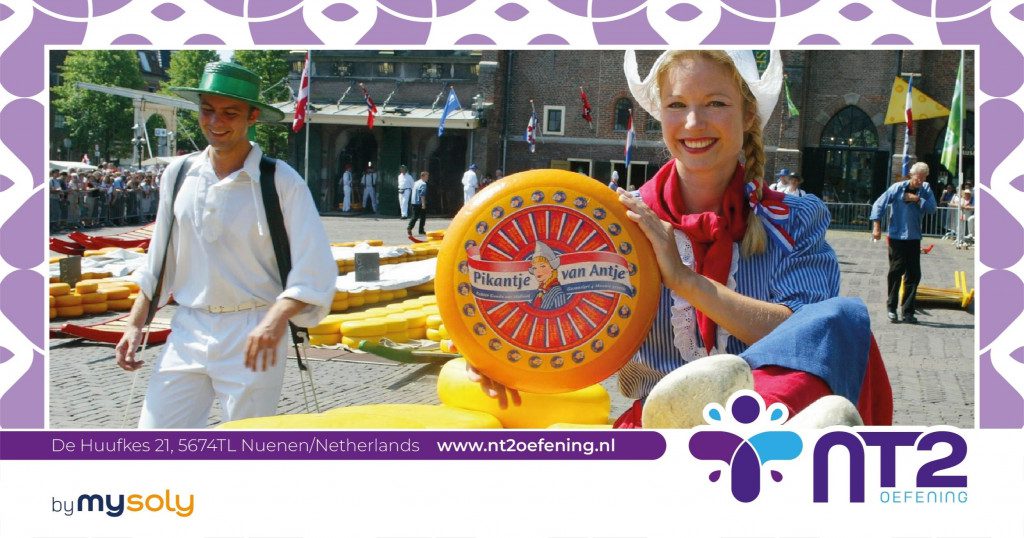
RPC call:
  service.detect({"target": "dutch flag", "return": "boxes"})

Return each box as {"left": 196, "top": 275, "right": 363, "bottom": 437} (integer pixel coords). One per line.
{"left": 624, "top": 109, "right": 635, "bottom": 167}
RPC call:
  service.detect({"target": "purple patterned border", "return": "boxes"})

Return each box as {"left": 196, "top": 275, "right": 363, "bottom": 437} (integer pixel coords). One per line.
{"left": 1, "top": 0, "right": 1021, "bottom": 429}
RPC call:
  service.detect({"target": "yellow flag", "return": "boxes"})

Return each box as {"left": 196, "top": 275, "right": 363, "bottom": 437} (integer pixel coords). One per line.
{"left": 884, "top": 77, "right": 950, "bottom": 124}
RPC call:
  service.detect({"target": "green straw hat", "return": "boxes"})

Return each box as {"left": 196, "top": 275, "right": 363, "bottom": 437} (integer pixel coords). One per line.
{"left": 170, "top": 61, "right": 284, "bottom": 123}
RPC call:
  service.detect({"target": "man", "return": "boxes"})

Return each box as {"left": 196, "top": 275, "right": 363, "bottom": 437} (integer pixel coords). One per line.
{"left": 407, "top": 171, "right": 429, "bottom": 235}
{"left": 397, "top": 164, "right": 414, "bottom": 219}
{"left": 340, "top": 163, "right": 353, "bottom": 212}
{"left": 870, "top": 162, "right": 937, "bottom": 324}
{"left": 362, "top": 162, "right": 379, "bottom": 213}
{"left": 461, "top": 163, "right": 478, "bottom": 204}
{"left": 114, "top": 62, "right": 336, "bottom": 428}
{"left": 770, "top": 168, "right": 790, "bottom": 192}
{"left": 783, "top": 171, "right": 805, "bottom": 197}
{"left": 49, "top": 170, "right": 65, "bottom": 230}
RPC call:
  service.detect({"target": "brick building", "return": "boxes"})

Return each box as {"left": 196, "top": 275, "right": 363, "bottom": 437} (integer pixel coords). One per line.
{"left": 284, "top": 50, "right": 973, "bottom": 216}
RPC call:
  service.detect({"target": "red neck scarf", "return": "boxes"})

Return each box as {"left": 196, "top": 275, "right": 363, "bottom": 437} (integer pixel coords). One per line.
{"left": 639, "top": 160, "right": 749, "bottom": 353}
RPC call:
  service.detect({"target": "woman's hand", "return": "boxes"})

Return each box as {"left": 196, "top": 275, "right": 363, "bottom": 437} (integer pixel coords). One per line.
{"left": 617, "top": 188, "right": 692, "bottom": 293}
{"left": 465, "top": 362, "right": 521, "bottom": 410}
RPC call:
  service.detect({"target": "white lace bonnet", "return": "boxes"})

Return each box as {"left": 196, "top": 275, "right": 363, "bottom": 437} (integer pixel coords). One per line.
{"left": 623, "top": 50, "right": 784, "bottom": 129}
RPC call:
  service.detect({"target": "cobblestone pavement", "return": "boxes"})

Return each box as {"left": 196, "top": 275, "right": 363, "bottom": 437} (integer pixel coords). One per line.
{"left": 48, "top": 217, "right": 975, "bottom": 428}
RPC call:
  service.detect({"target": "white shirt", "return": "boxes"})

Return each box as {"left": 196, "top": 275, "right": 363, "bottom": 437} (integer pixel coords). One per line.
{"left": 362, "top": 171, "right": 378, "bottom": 189}
{"left": 398, "top": 172, "right": 414, "bottom": 191}
{"left": 137, "top": 143, "right": 336, "bottom": 328}
{"left": 341, "top": 170, "right": 352, "bottom": 188}
{"left": 461, "top": 170, "right": 478, "bottom": 190}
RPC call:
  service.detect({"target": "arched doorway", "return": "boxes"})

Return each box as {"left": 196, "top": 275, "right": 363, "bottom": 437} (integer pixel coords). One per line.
{"left": 802, "top": 106, "right": 888, "bottom": 203}
{"left": 344, "top": 130, "right": 379, "bottom": 210}
{"left": 428, "top": 133, "right": 468, "bottom": 216}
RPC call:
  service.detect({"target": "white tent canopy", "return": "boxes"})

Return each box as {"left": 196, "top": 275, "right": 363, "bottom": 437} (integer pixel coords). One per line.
{"left": 50, "top": 160, "right": 98, "bottom": 172}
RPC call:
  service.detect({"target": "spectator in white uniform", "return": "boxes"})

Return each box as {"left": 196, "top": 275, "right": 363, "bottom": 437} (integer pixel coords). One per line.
{"left": 362, "top": 162, "right": 379, "bottom": 213}
{"left": 114, "top": 62, "right": 336, "bottom": 428}
{"left": 397, "top": 164, "right": 414, "bottom": 219}
{"left": 340, "top": 163, "right": 353, "bottom": 212}
{"left": 461, "top": 163, "right": 479, "bottom": 204}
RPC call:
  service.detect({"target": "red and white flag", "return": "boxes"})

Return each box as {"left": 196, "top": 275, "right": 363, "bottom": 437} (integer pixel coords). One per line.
{"left": 580, "top": 86, "right": 593, "bottom": 126}
{"left": 525, "top": 100, "right": 537, "bottom": 153}
{"left": 292, "top": 51, "right": 310, "bottom": 133}
{"left": 904, "top": 75, "right": 914, "bottom": 136}
{"left": 360, "top": 83, "right": 378, "bottom": 129}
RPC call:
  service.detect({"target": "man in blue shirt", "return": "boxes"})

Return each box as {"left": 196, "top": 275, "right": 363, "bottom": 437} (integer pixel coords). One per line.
{"left": 870, "top": 162, "right": 937, "bottom": 324}
{"left": 407, "top": 171, "right": 429, "bottom": 236}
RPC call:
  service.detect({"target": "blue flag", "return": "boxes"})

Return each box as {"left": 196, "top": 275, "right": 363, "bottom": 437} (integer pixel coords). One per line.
{"left": 437, "top": 87, "right": 461, "bottom": 137}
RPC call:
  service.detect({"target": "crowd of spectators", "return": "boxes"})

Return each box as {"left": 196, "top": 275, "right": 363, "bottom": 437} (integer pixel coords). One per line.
{"left": 48, "top": 162, "right": 164, "bottom": 232}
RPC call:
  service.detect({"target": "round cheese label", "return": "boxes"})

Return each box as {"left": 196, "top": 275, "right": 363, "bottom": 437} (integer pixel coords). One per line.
{"left": 436, "top": 169, "right": 661, "bottom": 393}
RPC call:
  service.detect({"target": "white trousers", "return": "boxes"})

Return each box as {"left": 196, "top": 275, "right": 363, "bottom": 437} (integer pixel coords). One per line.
{"left": 363, "top": 186, "right": 377, "bottom": 212}
{"left": 399, "top": 190, "right": 411, "bottom": 218}
{"left": 463, "top": 187, "right": 475, "bottom": 204}
{"left": 138, "top": 306, "right": 287, "bottom": 429}
{"left": 342, "top": 186, "right": 352, "bottom": 212}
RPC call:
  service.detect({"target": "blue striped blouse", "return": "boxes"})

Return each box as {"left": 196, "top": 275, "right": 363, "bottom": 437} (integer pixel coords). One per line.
{"left": 618, "top": 193, "right": 841, "bottom": 399}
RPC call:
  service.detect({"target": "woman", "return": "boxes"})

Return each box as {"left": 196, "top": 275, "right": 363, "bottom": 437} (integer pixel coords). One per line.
{"left": 472, "top": 50, "right": 891, "bottom": 426}
{"left": 529, "top": 241, "right": 568, "bottom": 311}
{"left": 614, "top": 49, "right": 890, "bottom": 428}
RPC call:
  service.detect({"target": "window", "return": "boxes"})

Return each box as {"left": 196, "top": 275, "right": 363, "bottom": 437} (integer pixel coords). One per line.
{"left": 568, "top": 159, "right": 592, "bottom": 177}
{"left": 610, "top": 160, "right": 650, "bottom": 190}
{"left": 54, "top": 115, "right": 65, "bottom": 128}
{"left": 336, "top": 62, "right": 351, "bottom": 77}
{"left": 820, "top": 106, "right": 879, "bottom": 148}
{"left": 378, "top": 62, "right": 394, "bottom": 76}
{"left": 543, "top": 106, "right": 565, "bottom": 135}
{"left": 613, "top": 98, "right": 632, "bottom": 131}
{"left": 645, "top": 113, "right": 660, "bottom": 133}
{"left": 422, "top": 63, "right": 442, "bottom": 79}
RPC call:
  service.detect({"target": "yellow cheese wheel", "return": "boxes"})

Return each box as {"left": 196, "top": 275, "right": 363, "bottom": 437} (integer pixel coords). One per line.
{"left": 409, "top": 326, "right": 427, "bottom": 340}
{"left": 54, "top": 294, "right": 82, "bottom": 307}
{"left": 49, "top": 295, "right": 55, "bottom": 307}
{"left": 75, "top": 282, "right": 98, "bottom": 294}
{"left": 78, "top": 292, "right": 107, "bottom": 304}
{"left": 363, "top": 307, "right": 390, "bottom": 316}
{"left": 50, "top": 283, "right": 71, "bottom": 296}
{"left": 310, "top": 334, "right": 341, "bottom": 346}
{"left": 365, "top": 239, "right": 384, "bottom": 246}
{"left": 426, "top": 328, "right": 442, "bottom": 342}
{"left": 111, "top": 280, "right": 140, "bottom": 293}
{"left": 333, "top": 290, "right": 349, "bottom": 300}
{"left": 438, "top": 324, "right": 449, "bottom": 339}
{"left": 56, "top": 305, "right": 84, "bottom": 317}
{"left": 82, "top": 302, "right": 108, "bottom": 314}
{"left": 218, "top": 404, "right": 501, "bottom": 430}
{"left": 426, "top": 314, "right": 444, "bottom": 329}
{"left": 420, "top": 304, "right": 440, "bottom": 315}
{"left": 362, "top": 290, "right": 381, "bottom": 303}
{"left": 107, "top": 298, "right": 133, "bottom": 311}
{"left": 340, "top": 319, "right": 388, "bottom": 337}
{"left": 81, "top": 271, "right": 112, "bottom": 279}
{"left": 98, "top": 286, "right": 131, "bottom": 300}
{"left": 392, "top": 289, "right": 408, "bottom": 299}
{"left": 440, "top": 339, "right": 457, "bottom": 353}
{"left": 437, "top": 358, "right": 610, "bottom": 428}
{"left": 381, "top": 315, "right": 408, "bottom": 333}
{"left": 347, "top": 295, "right": 365, "bottom": 307}
{"left": 50, "top": 307, "right": 57, "bottom": 318}
{"left": 435, "top": 169, "right": 661, "bottom": 393}
{"left": 412, "top": 281, "right": 436, "bottom": 293}
{"left": 309, "top": 319, "right": 342, "bottom": 335}
{"left": 384, "top": 330, "right": 409, "bottom": 343}
{"left": 426, "top": 230, "right": 445, "bottom": 240}
{"left": 330, "top": 299, "right": 349, "bottom": 312}
{"left": 341, "top": 335, "right": 381, "bottom": 348}
{"left": 380, "top": 290, "right": 395, "bottom": 302}
{"left": 395, "top": 310, "right": 427, "bottom": 328}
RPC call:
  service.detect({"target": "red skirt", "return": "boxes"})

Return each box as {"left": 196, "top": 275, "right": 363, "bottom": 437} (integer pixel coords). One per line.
{"left": 613, "top": 336, "right": 892, "bottom": 428}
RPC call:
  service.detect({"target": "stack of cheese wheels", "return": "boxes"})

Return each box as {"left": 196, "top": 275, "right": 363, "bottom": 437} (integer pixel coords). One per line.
{"left": 76, "top": 280, "right": 108, "bottom": 315}
{"left": 436, "top": 169, "right": 661, "bottom": 394}
{"left": 437, "top": 358, "right": 610, "bottom": 428}
{"left": 313, "top": 294, "right": 438, "bottom": 347}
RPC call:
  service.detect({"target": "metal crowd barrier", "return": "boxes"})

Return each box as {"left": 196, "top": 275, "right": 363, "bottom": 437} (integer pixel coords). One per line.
{"left": 50, "top": 189, "right": 158, "bottom": 232}
{"left": 823, "top": 203, "right": 964, "bottom": 238}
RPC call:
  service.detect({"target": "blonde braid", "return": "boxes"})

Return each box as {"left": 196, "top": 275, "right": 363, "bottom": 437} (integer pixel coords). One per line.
{"left": 740, "top": 119, "right": 768, "bottom": 257}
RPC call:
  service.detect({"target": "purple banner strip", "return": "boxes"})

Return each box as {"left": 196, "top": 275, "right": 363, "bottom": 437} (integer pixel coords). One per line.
{"left": 0, "top": 431, "right": 665, "bottom": 461}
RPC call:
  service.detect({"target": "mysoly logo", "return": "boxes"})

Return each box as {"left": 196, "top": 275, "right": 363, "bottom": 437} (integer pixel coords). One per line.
{"left": 688, "top": 391, "right": 803, "bottom": 503}
{"left": 52, "top": 490, "right": 194, "bottom": 517}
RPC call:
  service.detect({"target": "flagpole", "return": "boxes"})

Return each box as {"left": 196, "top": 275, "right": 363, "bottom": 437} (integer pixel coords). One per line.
{"left": 955, "top": 50, "right": 965, "bottom": 245}
{"left": 303, "top": 50, "right": 312, "bottom": 208}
